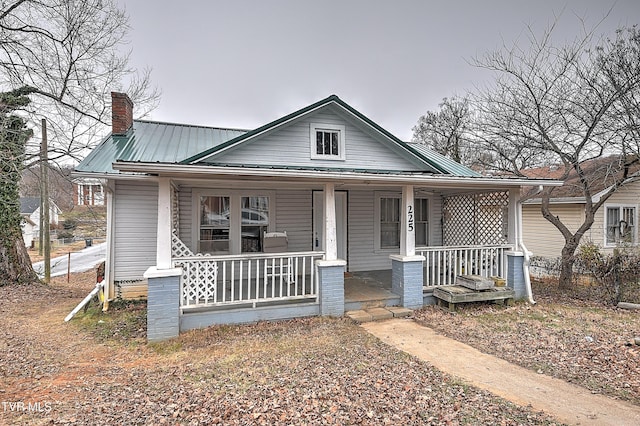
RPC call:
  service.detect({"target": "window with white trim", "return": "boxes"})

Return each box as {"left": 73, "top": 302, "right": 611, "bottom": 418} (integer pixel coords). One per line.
{"left": 195, "top": 191, "right": 273, "bottom": 254}
{"left": 415, "top": 198, "right": 429, "bottom": 246}
{"left": 310, "top": 123, "right": 345, "bottom": 160}
{"left": 380, "top": 197, "right": 401, "bottom": 249}
{"left": 605, "top": 205, "right": 636, "bottom": 245}
{"left": 375, "top": 193, "right": 430, "bottom": 250}
{"left": 199, "top": 195, "right": 230, "bottom": 253}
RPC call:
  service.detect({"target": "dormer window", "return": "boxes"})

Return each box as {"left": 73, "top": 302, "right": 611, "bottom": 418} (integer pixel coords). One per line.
{"left": 310, "top": 123, "right": 345, "bottom": 160}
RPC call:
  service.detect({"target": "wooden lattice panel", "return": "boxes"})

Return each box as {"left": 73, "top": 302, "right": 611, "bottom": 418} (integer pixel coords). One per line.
{"left": 178, "top": 259, "right": 218, "bottom": 304}
{"left": 171, "top": 234, "right": 194, "bottom": 257}
{"left": 171, "top": 184, "right": 180, "bottom": 235}
{"left": 443, "top": 191, "right": 509, "bottom": 246}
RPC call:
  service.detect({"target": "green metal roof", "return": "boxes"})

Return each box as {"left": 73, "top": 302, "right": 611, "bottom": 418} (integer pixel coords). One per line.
{"left": 75, "top": 120, "right": 247, "bottom": 174}
{"left": 405, "top": 143, "right": 481, "bottom": 177}
{"left": 76, "top": 96, "right": 481, "bottom": 179}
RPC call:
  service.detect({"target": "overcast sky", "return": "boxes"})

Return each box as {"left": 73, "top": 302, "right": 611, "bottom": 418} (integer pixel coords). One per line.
{"left": 119, "top": 0, "right": 639, "bottom": 141}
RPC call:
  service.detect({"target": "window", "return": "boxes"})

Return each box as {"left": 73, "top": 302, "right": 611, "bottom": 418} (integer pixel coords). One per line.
{"left": 195, "top": 191, "right": 273, "bottom": 254}
{"left": 199, "top": 196, "right": 230, "bottom": 253}
{"left": 380, "top": 197, "right": 401, "bottom": 248}
{"left": 606, "top": 206, "right": 636, "bottom": 245}
{"left": 310, "top": 123, "right": 345, "bottom": 160}
{"left": 241, "top": 196, "right": 269, "bottom": 252}
{"left": 376, "top": 194, "right": 430, "bottom": 250}
{"left": 415, "top": 198, "right": 429, "bottom": 246}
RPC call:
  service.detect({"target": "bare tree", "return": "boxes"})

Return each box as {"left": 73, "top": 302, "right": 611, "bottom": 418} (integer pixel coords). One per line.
{"left": 472, "top": 23, "right": 640, "bottom": 289}
{"left": 0, "top": 0, "right": 159, "bottom": 284}
{"left": 411, "top": 96, "right": 478, "bottom": 165}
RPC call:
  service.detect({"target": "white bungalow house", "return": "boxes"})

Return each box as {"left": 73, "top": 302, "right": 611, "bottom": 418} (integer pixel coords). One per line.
{"left": 20, "top": 197, "right": 61, "bottom": 248}
{"left": 74, "top": 93, "right": 559, "bottom": 341}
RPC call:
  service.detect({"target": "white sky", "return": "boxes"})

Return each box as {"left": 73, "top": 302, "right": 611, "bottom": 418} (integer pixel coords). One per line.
{"left": 119, "top": 0, "right": 639, "bottom": 141}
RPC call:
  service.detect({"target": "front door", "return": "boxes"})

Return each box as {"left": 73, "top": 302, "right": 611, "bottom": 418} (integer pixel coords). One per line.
{"left": 313, "top": 191, "right": 347, "bottom": 262}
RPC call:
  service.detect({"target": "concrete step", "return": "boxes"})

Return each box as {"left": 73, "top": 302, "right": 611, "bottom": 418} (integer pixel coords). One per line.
{"left": 346, "top": 306, "right": 413, "bottom": 323}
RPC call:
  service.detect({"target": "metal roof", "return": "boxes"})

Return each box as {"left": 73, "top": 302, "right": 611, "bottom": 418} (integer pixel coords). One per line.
{"left": 404, "top": 143, "right": 481, "bottom": 178}
{"left": 75, "top": 120, "right": 247, "bottom": 174}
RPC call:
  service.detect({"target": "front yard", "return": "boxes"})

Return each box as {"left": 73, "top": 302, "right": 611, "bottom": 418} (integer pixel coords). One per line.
{"left": 2, "top": 271, "right": 638, "bottom": 425}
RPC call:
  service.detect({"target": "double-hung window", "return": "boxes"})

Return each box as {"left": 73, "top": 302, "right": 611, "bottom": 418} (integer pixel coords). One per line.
{"left": 605, "top": 205, "right": 636, "bottom": 246}
{"left": 376, "top": 194, "right": 429, "bottom": 250}
{"left": 199, "top": 195, "right": 230, "bottom": 253}
{"left": 196, "top": 191, "right": 272, "bottom": 254}
{"left": 310, "top": 123, "right": 345, "bottom": 160}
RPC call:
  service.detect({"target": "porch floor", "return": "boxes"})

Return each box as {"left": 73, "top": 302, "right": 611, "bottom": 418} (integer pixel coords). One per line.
{"left": 344, "top": 270, "right": 399, "bottom": 309}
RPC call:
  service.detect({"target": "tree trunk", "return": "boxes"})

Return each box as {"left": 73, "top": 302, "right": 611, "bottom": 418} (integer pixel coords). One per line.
{"left": 0, "top": 234, "right": 38, "bottom": 285}
{"left": 558, "top": 243, "right": 578, "bottom": 290}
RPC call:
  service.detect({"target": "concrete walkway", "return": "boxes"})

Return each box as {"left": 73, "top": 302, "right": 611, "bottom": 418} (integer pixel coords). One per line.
{"left": 362, "top": 318, "right": 640, "bottom": 426}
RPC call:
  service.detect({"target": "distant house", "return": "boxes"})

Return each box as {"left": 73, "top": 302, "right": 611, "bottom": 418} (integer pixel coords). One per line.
{"left": 19, "top": 197, "right": 61, "bottom": 247}
{"left": 522, "top": 157, "right": 640, "bottom": 259}
{"left": 73, "top": 178, "right": 104, "bottom": 206}
{"left": 74, "top": 92, "right": 558, "bottom": 341}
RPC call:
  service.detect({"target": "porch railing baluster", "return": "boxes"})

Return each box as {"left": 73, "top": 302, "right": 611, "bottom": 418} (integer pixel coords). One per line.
{"left": 417, "top": 244, "right": 513, "bottom": 289}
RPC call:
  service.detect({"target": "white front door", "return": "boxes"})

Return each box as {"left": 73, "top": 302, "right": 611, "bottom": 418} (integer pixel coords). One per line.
{"left": 313, "top": 191, "right": 347, "bottom": 262}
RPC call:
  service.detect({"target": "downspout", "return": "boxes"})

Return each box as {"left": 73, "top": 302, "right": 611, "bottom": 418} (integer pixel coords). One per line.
{"left": 518, "top": 185, "right": 543, "bottom": 305}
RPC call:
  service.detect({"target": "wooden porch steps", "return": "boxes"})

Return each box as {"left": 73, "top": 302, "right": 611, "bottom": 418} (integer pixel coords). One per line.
{"left": 346, "top": 306, "right": 413, "bottom": 323}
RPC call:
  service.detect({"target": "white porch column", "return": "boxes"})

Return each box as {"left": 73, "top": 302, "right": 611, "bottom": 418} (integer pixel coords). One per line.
{"left": 323, "top": 182, "right": 338, "bottom": 260}
{"left": 400, "top": 185, "right": 415, "bottom": 257}
{"left": 156, "top": 177, "right": 173, "bottom": 269}
{"left": 507, "top": 188, "right": 519, "bottom": 247}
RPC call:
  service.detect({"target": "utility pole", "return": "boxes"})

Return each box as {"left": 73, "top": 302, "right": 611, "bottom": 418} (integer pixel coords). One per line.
{"left": 41, "top": 118, "right": 51, "bottom": 283}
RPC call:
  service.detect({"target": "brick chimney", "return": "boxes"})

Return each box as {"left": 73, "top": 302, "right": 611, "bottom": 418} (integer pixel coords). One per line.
{"left": 111, "top": 92, "right": 133, "bottom": 135}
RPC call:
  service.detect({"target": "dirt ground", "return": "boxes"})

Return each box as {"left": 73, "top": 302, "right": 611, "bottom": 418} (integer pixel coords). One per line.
{"left": 1, "top": 272, "right": 560, "bottom": 425}
{"left": 2, "top": 273, "right": 639, "bottom": 425}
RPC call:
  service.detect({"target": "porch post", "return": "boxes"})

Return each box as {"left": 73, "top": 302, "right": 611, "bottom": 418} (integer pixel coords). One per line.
{"left": 324, "top": 182, "right": 338, "bottom": 261}
{"left": 400, "top": 185, "right": 415, "bottom": 256}
{"left": 507, "top": 188, "right": 519, "bottom": 247}
{"left": 156, "top": 177, "right": 173, "bottom": 269}
{"left": 390, "top": 185, "right": 424, "bottom": 310}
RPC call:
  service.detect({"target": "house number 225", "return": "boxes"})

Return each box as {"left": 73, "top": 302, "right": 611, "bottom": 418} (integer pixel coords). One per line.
{"left": 407, "top": 205, "right": 414, "bottom": 232}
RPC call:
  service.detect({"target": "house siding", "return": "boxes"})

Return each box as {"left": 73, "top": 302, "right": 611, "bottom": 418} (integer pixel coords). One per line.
{"left": 207, "top": 106, "right": 422, "bottom": 172}
{"left": 113, "top": 180, "right": 158, "bottom": 283}
{"left": 276, "top": 189, "right": 313, "bottom": 252}
{"left": 522, "top": 203, "right": 584, "bottom": 258}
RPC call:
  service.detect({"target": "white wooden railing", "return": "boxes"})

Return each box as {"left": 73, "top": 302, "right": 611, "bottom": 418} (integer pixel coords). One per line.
{"left": 173, "top": 251, "right": 324, "bottom": 309}
{"left": 417, "top": 245, "right": 513, "bottom": 287}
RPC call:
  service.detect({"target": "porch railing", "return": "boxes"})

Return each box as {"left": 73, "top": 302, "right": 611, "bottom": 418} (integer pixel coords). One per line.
{"left": 173, "top": 251, "right": 324, "bottom": 309}
{"left": 417, "top": 245, "right": 513, "bottom": 287}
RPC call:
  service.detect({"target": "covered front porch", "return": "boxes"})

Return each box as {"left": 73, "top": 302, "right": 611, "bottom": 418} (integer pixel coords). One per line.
{"left": 138, "top": 171, "right": 531, "bottom": 340}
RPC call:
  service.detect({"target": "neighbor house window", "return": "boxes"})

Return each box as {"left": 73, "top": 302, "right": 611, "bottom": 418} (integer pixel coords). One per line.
{"left": 606, "top": 205, "right": 636, "bottom": 245}
{"left": 310, "top": 123, "right": 346, "bottom": 160}
{"left": 199, "top": 196, "right": 230, "bottom": 253}
{"left": 241, "top": 196, "right": 269, "bottom": 252}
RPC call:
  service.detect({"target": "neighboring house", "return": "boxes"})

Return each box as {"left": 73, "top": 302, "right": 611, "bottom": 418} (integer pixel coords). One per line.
{"left": 522, "top": 157, "right": 640, "bottom": 260}
{"left": 74, "top": 92, "right": 558, "bottom": 341}
{"left": 73, "top": 178, "right": 105, "bottom": 206}
{"left": 20, "top": 197, "right": 61, "bottom": 247}
{"left": 21, "top": 216, "right": 37, "bottom": 248}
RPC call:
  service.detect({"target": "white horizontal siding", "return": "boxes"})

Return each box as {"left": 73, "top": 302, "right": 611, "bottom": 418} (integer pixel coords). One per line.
{"left": 275, "top": 189, "right": 313, "bottom": 252}
{"left": 348, "top": 190, "right": 395, "bottom": 271}
{"left": 210, "top": 105, "right": 421, "bottom": 171}
{"left": 114, "top": 181, "right": 158, "bottom": 282}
